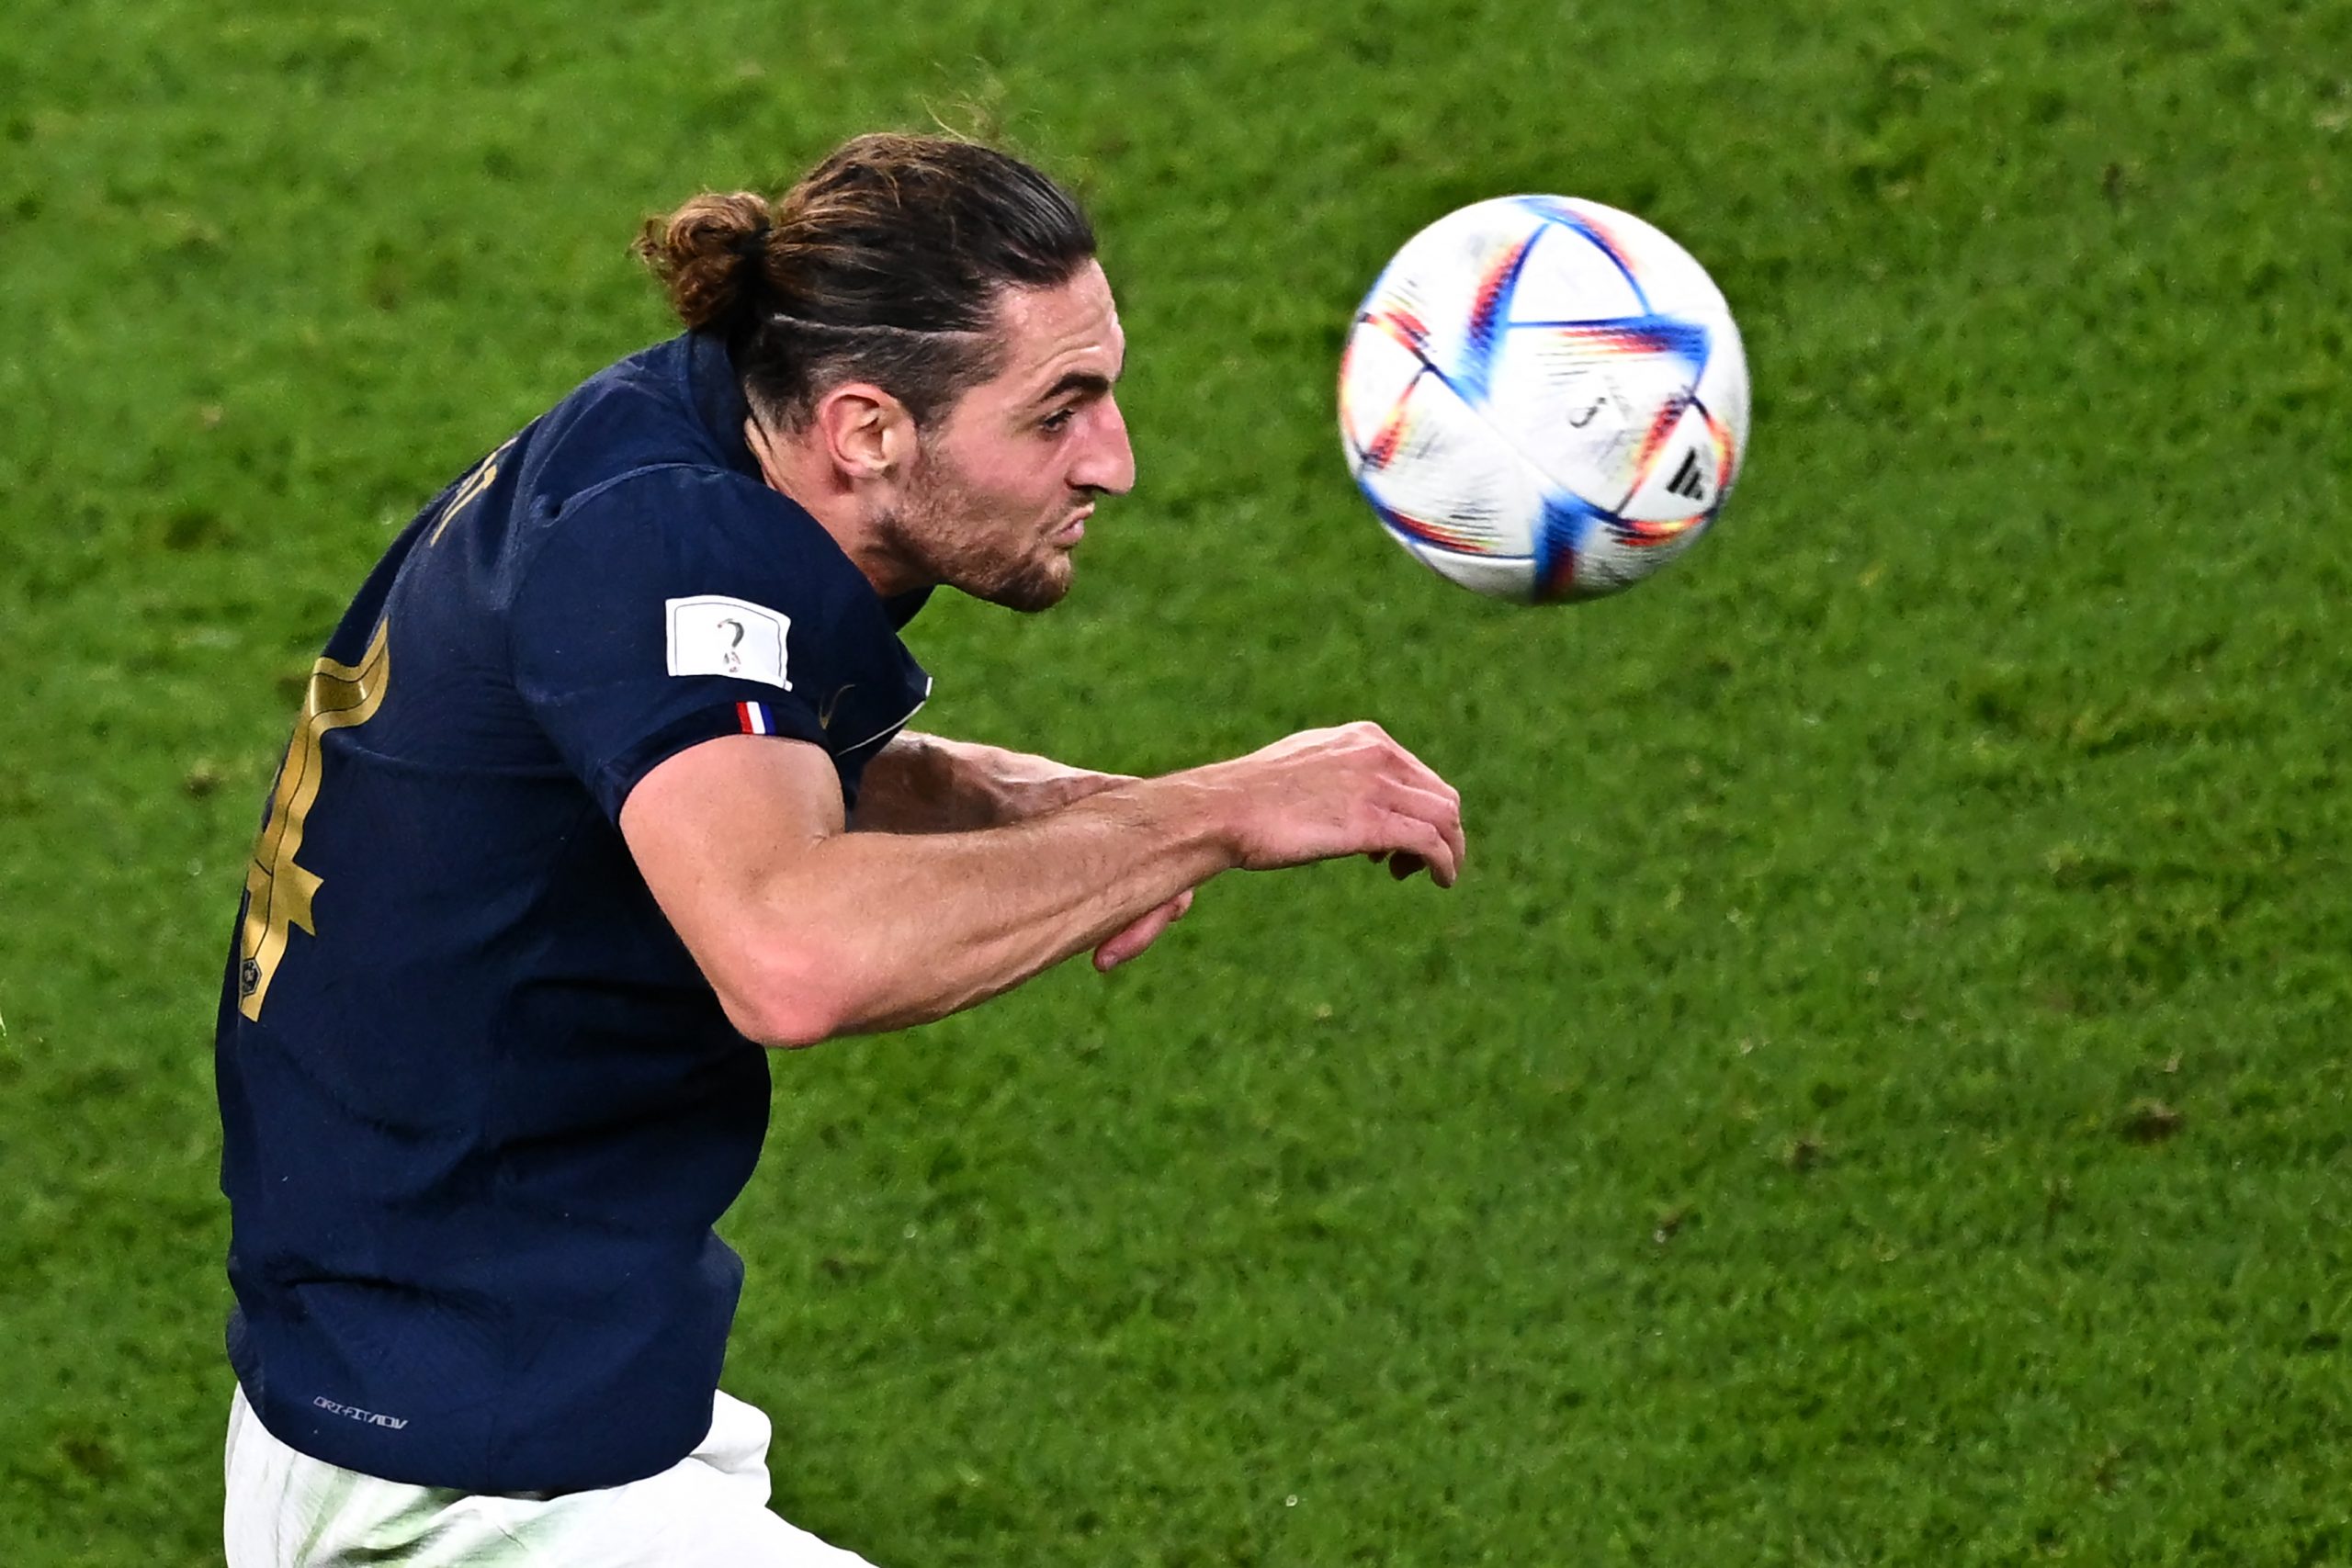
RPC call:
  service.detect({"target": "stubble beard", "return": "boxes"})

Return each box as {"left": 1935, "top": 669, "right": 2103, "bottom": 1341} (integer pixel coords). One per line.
{"left": 881, "top": 450, "right": 1073, "bottom": 615}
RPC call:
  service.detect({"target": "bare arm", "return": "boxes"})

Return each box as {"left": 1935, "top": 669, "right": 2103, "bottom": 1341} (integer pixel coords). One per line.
{"left": 852, "top": 730, "right": 1198, "bottom": 970}
{"left": 620, "top": 722, "right": 1464, "bottom": 1048}
{"left": 852, "top": 730, "right": 1120, "bottom": 833}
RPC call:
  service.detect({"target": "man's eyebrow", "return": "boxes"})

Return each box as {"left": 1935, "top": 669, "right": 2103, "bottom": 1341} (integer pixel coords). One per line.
{"left": 1033, "top": 368, "right": 1115, "bottom": 406}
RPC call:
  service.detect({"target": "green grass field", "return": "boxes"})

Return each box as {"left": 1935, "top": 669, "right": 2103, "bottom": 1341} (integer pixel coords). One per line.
{"left": 5, "top": 0, "right": 2350, "bottom": 1562}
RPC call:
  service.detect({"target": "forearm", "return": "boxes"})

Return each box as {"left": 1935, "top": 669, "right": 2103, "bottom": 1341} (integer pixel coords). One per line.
{"left": 629, "top": 721, "right": 1464, "bottom": 1049}
{"left": 763, "top": 775, "right": 1231, "bottom": 1041}
{"left": 853, "top": 730, "right": 1116, "bottom": 833}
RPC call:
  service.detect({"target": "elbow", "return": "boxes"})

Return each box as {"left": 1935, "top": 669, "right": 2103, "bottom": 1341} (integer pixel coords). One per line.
{"left": 715, "top": 943, "right": 863, "bottom": 1050}
{"left": 728, "top": 998, "right": 839, "bottom": 1051}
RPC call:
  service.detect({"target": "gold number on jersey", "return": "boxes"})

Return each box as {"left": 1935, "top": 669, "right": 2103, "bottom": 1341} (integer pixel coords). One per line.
{"left": 427, "top": 436, "right": 515, "bottom": 546}
{"left": 237, "top": 620, "right": 391, "bottom": 1021}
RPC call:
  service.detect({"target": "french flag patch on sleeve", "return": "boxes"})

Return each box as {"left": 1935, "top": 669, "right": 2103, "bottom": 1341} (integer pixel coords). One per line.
{"left": 736, "top": 701, "right": 775, "bottom": 736}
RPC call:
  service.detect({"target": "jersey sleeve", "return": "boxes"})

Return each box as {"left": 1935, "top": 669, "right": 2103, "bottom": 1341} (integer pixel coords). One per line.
{"left": 507, "top": 466, "right": 892, "bottom": 820}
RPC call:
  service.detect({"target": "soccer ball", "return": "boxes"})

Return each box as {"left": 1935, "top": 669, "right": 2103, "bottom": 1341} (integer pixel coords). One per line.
{"left": 1338, "top": 196, "right": 1750, "bottom": 603}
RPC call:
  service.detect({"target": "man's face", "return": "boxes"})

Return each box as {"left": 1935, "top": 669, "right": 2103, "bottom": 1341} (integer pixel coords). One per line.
{"left": 881, "top": 261, "right": 1135, "bottom": 612}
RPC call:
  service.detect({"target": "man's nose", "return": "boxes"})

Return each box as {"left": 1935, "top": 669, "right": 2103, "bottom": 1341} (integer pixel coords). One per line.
{"left": 1074, "top": 395, "right": 1136, "bottom": 496}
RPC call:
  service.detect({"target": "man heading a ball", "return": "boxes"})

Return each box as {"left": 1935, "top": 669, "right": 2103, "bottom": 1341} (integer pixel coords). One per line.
{"left": 217, "top": 132, "right": 1465, "bottom": 1566}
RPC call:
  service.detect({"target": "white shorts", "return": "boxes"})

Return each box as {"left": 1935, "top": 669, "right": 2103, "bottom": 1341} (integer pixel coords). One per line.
{"left": 223, "top": 1384, "right": 877, "bottom": 1567}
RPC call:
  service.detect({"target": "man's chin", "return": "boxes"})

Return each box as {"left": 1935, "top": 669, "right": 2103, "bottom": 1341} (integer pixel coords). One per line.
{"left": 970, "top": 558, "right": 1072, "bottom": 614}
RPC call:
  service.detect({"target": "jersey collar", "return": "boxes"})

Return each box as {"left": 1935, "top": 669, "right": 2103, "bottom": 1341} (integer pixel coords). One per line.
{"left": 682, "top": 331, "right": 763, "bottom": 481}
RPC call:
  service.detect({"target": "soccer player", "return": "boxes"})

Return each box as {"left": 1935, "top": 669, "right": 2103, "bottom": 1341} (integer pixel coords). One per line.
{"left": 217, "top": 132, "right": 1465, "bottom": 1566}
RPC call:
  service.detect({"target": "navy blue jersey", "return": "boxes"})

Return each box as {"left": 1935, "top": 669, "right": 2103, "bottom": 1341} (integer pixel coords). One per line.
{"left": 215, "top": 333, "right": 931, "bottom": 1494}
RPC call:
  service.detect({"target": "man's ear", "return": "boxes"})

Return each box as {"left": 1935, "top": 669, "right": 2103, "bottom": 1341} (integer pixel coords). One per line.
{"left": 810, "top": 382, "right": 915, "bottom": 483}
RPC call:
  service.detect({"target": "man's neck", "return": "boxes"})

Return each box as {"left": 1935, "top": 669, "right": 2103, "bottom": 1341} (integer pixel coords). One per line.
{"left": 742, "top": 415, "right": 924, "bottom": 599}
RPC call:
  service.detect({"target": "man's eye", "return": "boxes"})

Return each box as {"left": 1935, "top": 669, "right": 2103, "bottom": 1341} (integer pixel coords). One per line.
{"left": 1040, "top": 408, "right": 1076, "bottom": 433}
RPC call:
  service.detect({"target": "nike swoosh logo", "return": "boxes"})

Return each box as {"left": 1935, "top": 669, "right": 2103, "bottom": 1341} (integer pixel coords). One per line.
{"left": 818, "top": 683, "right": 856, "bottom": 729}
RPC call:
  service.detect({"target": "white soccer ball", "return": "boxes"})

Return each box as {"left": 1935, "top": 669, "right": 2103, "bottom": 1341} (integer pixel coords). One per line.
{"left": 1338, "top": 196, "right": 1750, "bottom": 603}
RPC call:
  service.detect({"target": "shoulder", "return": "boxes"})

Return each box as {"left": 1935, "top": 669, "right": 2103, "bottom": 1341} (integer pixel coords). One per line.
{"left": 503, "top": 466, "right": 915, "bottom": 714}
{"left": 519, "top": 464, "right": 863, "bottom": 611}
{"left": 516, "top": 334, "right": 752, "bottom": 515}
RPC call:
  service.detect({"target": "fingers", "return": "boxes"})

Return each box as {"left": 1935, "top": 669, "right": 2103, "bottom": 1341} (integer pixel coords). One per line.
{"left": 1350, "top": 725, "right": 1465, "bottom": 874}
{"left": 1380, "top": 808, "right": 1460, "bottom": 887}
{"left": 1228, "top": 720, "right": 1466, "bottom": 883}
{"left": 1094, "top": 898, "right": 1181, "bottom": 970}
{"left": 1393, "top": 754, "right": 1466, "bottom": 860}
{"left": 1093, "top": 888, "right": 1196, "bottom": 972}
{"left": 1372, "top": 775, "right": 1465, "bottom": 886}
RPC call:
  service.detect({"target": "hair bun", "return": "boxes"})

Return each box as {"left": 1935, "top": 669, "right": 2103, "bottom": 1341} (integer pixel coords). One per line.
{"left": 635, "top": 136, "right": 1096, "bottom": 429}
{"left": 632, "top": 191, "right": 776, "bottom": 332}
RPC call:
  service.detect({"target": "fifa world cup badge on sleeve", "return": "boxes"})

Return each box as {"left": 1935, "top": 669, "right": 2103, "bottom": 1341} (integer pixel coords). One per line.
{"left": 666, "top": 595, "right": 793, "bottom": 690}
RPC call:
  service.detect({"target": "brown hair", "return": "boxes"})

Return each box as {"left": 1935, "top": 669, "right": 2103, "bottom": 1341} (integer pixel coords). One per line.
{"left": 634, "top": 133, "right": 1097, "bottom": 428}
